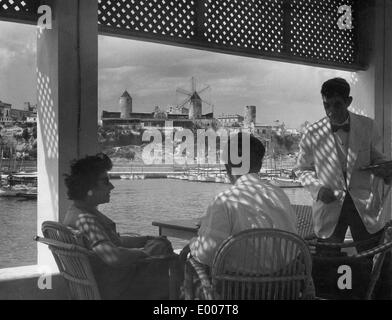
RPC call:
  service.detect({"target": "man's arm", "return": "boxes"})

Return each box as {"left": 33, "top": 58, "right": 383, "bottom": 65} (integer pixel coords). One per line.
{"left": 92, "top": 241, "right": 149, "bottom": 268}
{"left": 370, "top": 120, "right": 388, "bottom": 164}
{"left": 76, "top": 215, "right": 149, "bottom": 268}
{"left": 120, "top": 235, "right": 153, "bottom": 248}
{"left": 189, "top": 200, "right": 231, "bottom": 267}
{"left": 369, "top": 121, "right": 392, "bottom": 184}
{"left": 294, "top": 132, "right": 324, "bottom": 201}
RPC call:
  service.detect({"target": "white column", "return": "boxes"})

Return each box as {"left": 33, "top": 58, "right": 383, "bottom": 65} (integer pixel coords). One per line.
{"left": 37, "top": 0, "right": 98, "bottom": 267}
{"left": 349, "top": 1, "right": 392, "bottom": 221}
{"left": 375, "top": 0, "right": 392, "bottom": 220}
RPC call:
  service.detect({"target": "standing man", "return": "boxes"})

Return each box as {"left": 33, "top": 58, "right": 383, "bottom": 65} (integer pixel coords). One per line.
{"left": 295, "top": 78, "right": 391, "bottom": 250}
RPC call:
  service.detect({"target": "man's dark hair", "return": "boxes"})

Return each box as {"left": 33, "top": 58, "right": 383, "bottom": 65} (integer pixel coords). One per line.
{"left": 64, "top": 153, "right": 112, "bottom": 200}
{"left": 321, "top": 78, "right": 351, "bottom": 99}
{"left": 226, "top": 132, "right": 265, "bottom": 174}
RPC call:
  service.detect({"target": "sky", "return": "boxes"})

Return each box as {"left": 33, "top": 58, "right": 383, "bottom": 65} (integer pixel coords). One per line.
{"left": 0, "top": 20, "right": 353, "bottom": 129}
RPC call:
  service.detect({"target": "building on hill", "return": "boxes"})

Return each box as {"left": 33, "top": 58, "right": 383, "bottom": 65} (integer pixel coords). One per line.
{"left": 0, "top": 100, "right": 12, "bottom": 123}
{"left": 0, "top": 103, "right": 11, "bottom": 123}
{"left": 253, "top": 123, "right": 282, "bottom": 137}
{"left": 101, "top": 91, "right": 215, "bottom": 130}
{"left": 0, "top": 100, "right": 37, "bottom": 124}
{"left": 10, "top": 109, "right": 37, "bottom": 123}
{"left": 217, "top": 114, "right": 244, "bottom": 127}
{"left": 24, "top": 102, "right": 37, "bottom": 113}
{"left": 167, "top": 105, "right": 189, "bottom": 115}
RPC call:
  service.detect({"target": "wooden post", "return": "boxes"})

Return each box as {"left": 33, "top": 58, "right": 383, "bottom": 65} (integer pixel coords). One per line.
{"left": 37, "top": 0, "right": 98, "bottom": 267}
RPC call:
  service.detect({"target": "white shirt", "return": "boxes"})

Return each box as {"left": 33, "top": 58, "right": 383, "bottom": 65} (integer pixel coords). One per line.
{"left": 332, "top": 117, "right": 350, "bottom": 174}
{"left": 189, "top": 173, "right": 298, "bottom": 269}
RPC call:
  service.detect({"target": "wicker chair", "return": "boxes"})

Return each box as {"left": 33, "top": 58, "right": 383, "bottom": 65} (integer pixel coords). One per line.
{"left": 35, "top": 221, "right": 181, "bottom": 300}
{"left": 307, "top": 223, "right": 392, "bottom": 299}
{"left": 291, "top": 204, "right": 392, "bottom": 299}
{"left": 183, "top": 228, "right": 315, "bottom": 300}
{"left": 35, "top": 221, "right": 101, "bottom": 299}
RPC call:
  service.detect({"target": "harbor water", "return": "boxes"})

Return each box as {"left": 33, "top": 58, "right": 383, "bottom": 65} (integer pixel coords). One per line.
{"left": 0, "top": 179, "right": 312, "bottom": 269}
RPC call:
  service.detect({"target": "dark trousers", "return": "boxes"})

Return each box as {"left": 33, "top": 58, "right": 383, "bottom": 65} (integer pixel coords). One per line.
{"left": 314, "top": 193, "right": 391, "bottom": 299}
{"left": 318, "top": 193, "right": 383, "bottom": 253}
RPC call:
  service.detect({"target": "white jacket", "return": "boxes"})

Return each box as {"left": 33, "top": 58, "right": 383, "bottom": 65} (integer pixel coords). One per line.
{"left": 295, "top": 111, "right": 388, "bottom": 238}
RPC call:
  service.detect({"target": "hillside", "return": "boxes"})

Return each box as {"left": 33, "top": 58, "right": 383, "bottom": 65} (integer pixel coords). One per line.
{"left": 0, "top": 124, "right": 37, "bottom": 160}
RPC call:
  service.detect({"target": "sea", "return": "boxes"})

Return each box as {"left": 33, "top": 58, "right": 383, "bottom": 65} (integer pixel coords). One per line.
{"left": 0, "top": 179, "right": 312, "bottom": 269}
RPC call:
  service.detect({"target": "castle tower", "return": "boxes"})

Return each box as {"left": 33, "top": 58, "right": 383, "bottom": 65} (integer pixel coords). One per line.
{"left": 119, "top": 90, "right": 132, "bottom": 118}
{"left": 244, "top": 105, "right": 256, "bottom": 128}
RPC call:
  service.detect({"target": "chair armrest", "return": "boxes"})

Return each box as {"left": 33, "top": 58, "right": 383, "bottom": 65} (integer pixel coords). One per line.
{"left": 309, "top": 240, "right": 392, "bottom": 262}
{"left": 179, "top": 244, "right": 190, "bottom": 264}
{"left": 355, "top": 240, "right": 392, "bottom": 259}
{"left": 306, "top": 236, "right": 381, "bottom": 249}
{"left": 34, "top": 235, "right": 95, "bottom": 257}
{"left": 307, "top": 223, "right": 392, "bottom": 250}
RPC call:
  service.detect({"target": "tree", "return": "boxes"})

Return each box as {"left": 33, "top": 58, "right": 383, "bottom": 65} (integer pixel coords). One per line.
{"left": 153, "top": 106, "right": 168, "bottom": 119}
{"left": 29, "top": 143, "right": 37, "bottom": 159}
{"left": 124, "top": 150, "right": 135, "bottom": 161}
{"left": 22, "top": 128, "right": 30, "bottom": 142}
{"left": 270, "top": 132, "right": 301, "bottom": 157}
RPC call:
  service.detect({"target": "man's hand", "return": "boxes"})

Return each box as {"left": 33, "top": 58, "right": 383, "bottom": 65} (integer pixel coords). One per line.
{"left": 384, "top": 176, "right": 392, "bottom": 185}
{"left": 371, "top": 166, "right": 392, "bottom": 178}
{"left": 142, "top": 237, "right": 174, "bottom": 256}
{"left": 317, "top": 187, "right": 337, "bottom": 204}
{"left": 369, "top": 166, "right": 392, "bottom": 185}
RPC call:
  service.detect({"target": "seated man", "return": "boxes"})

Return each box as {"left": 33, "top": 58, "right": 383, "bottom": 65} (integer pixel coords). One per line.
{"left": 189, "top": 132, "right": 298, "bottom": 272}
{"left": 63, "top": 153, "right": 174, "bottom": 300}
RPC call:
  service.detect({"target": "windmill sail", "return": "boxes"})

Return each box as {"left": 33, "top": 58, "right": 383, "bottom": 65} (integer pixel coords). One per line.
{"left": 176, "top": 77, "right": 212, "bottom": 120}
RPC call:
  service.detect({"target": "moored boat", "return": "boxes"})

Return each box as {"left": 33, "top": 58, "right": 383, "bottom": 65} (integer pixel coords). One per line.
{"left": 269, "top": 177, "right": 303, "bottom": 188}
{"left": 16, "top": 192, "right": 37, "bottom": 200}
{"left": 0, "top": 185, "right": 36, "bottom": 198}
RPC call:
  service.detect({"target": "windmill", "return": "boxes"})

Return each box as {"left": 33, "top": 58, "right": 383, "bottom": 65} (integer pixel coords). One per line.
{"left": 176, "top": 77, "right": 213, "bottom": 120}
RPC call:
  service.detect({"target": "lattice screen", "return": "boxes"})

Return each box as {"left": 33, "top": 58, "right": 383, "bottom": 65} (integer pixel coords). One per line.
{"left": 0, "top": 0, "right": 38, "bottom": 20}
{"left": 98, "top": 0, "right": 197, "bottom": 39}
{"left": 202, "top": 0, "right": 283, "bottom": 52}
{"left": 289, "top": 0, "right": 356, "bottom": 64}
{"left": 99, "top": 0, "right": 359, "bottom": 67}
{"left": 0, "top": 0, "right": 360, "bottom": 68}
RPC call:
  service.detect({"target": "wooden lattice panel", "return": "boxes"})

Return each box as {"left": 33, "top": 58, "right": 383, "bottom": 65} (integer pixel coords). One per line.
{"left": 0, "top": 0, "right": 362, "bottom": 69}
{"left": 202, "top": 0, "right": 283, "bottom": 52}
{"left": 0, "top": 0, "right": 37, "bottom": 14}
{"left": 98, "top": 0, "right": 197, "bottom": 38}
{"left": 289, "top": 0, "right": 356, "bottom": 63}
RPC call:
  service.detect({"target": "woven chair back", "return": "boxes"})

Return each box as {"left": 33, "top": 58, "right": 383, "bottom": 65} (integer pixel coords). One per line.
{"left": 211, "top": 228, "right": 314, "bottom": 300}
{"left": 41, "top": 221, "right": 101, "bottom": 300}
